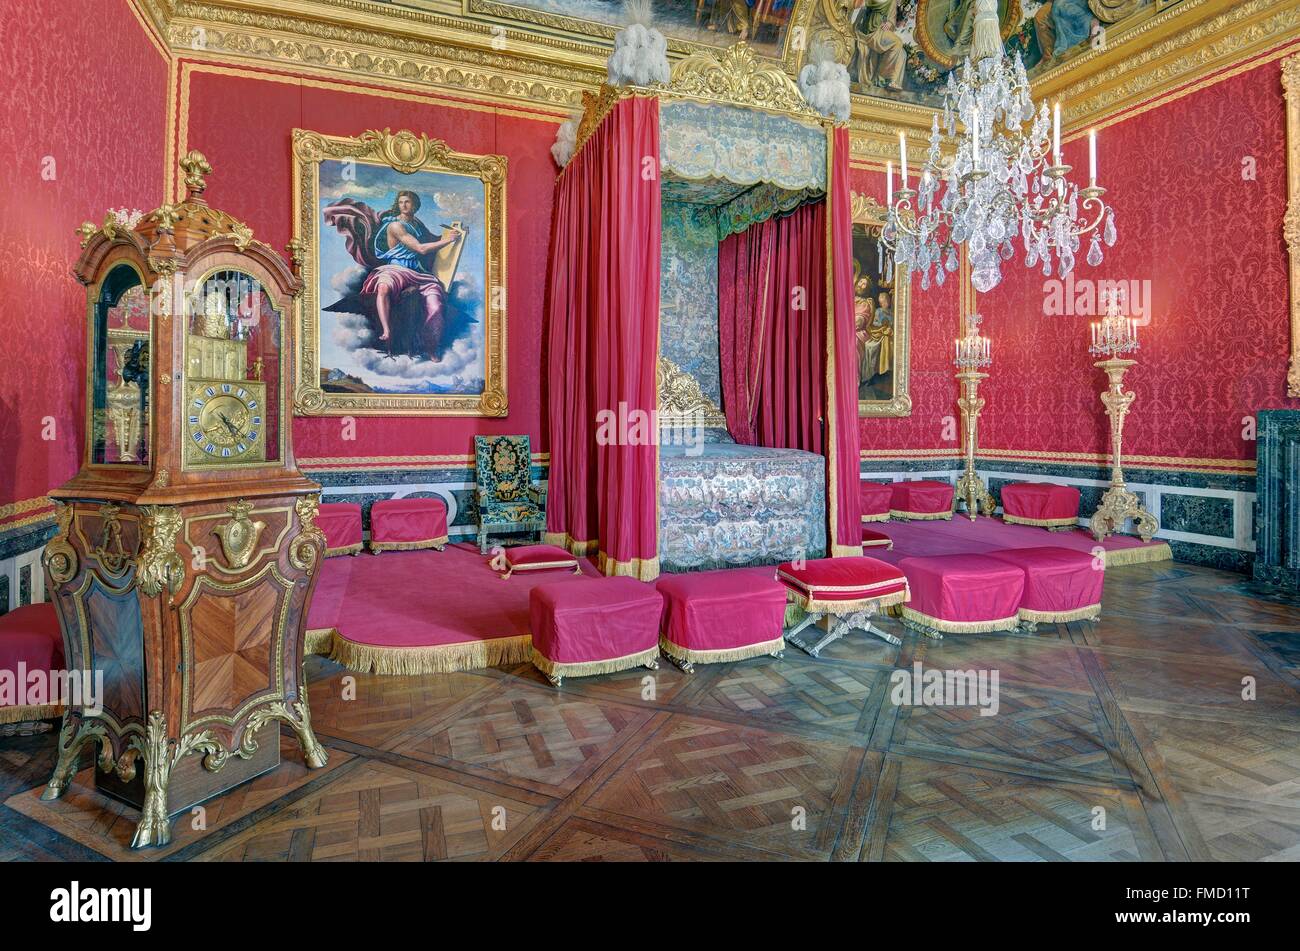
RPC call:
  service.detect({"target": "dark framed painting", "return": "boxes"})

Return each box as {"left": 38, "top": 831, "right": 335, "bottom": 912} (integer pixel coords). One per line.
{"left": 851, "top": 193, "right": 912, "bottom": 417}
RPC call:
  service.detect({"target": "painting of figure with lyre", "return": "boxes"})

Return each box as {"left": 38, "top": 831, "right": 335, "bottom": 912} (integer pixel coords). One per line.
{"left": 853, "top": 227, "right": 896, "bottom": 402}
{"left": 315, "top": 158, "right": 488, "bottom": 396}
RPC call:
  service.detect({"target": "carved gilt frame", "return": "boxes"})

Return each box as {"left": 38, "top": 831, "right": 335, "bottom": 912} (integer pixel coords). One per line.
{"left": 1285, "top": 54, "right": 1300, "bottom": 398}
{"left": 291, "top": 127, "right": 507, "bottom": 416}
{"left": 851, "top": 193, "right": 912, "bottom": 418}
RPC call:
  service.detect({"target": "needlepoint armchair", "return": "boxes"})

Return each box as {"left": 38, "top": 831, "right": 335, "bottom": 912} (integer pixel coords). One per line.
{"left": 474, "top": 435, "right": 546, "bottom": 554}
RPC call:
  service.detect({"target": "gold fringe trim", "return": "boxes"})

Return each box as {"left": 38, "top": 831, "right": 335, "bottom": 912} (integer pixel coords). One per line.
{"left": 1019, "top": 604, "right": 1100, "bottom": 623}
{"left": 304, "top": 627, "right": 336, "bottom": 656}
{"left": 1003, "top": 514, "right": 1078, "bottom": 528}
{"left": 901, "top": 606, "right": 1019, "bottom": 634}
{"left": 658, "top": 633, "right": 785, "bottom": 665}
{"left": 861, "top": 512, "right": 890, "bottom": 523}
{"left": 325, "top": 542, "right": 363, "bottom": 557}
{"left": 368, "top": 535, "right": 449, "bottom": 552}
{"left": 597, "top": 550, "right": 659, "bottom": 582}
{"left": 328, "top": 632, "right": 533, "bottom": 675}
{"left": 889, "top": 509, "right": 953, "bottom": 520}
{"left": 860, "top": 537, "right": 893, "bottom": 549}
{"left": 543, "top": 532, "right": 598, "bottom": 556}
{"left": 1103, "top": 542, "right": 1172, "bottom": 567}
{"left": 830, "top": 543, "right": 864, "bottom": 557}
{"left": 798, "top": 587, "right": 909, "bottom": 614}
{"left": 530, "top": 645, "right": 660, "bottom": 679}
{"left": 0, "top": 704, "right": 62, "bottom": 725}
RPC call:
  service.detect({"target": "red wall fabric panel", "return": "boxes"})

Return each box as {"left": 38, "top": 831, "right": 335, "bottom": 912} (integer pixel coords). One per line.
{"left": 0, "top": 0, "right": 167, "bottom": 509}
{"left": 978, "top": 58, "right": 1299, "bottom": 461}
{"left": 180, "top": 67, "right": 562, "bottom": 465}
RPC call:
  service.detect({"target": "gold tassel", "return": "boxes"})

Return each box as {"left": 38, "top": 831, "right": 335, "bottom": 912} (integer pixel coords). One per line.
{"left": 328, "top": 633, "right": 533, "bottom": 675}
{"left": 529, "top": 645, "right": 660, "bottom": 678}
{"left": 901, "top": 606, "right": 1019, "bottom": 633}
{"left": 0, "top": 703, "right": 62, "bottom": 725}
{"left": 659, "top": 634, "right": 785, "bottom": 665}
{"left": 1103, "top": 543, "right": 1172, "bottom": 567}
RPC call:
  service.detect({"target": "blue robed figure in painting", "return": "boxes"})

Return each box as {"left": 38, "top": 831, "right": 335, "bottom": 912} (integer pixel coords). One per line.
{"left": 323, "top": 189, "right": 465, "bottom": 359}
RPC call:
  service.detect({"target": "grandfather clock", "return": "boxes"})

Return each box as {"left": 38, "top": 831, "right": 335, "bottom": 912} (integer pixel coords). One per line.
{"left": 41, "top": 152, "right": 328, "bottom": 848}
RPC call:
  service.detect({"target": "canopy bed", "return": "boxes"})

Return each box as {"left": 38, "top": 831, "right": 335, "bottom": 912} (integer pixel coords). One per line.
{"left": 544, "top": 44, "right": 863, "bottom": 580}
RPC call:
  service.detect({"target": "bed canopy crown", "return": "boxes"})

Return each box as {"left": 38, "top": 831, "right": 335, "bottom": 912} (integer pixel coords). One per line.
{"left": 546, "top": 42, "right": 863, "bottom": 580}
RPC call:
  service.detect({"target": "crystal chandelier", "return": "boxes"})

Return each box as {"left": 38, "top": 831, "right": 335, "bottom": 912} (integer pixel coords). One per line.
{"left": 880, "top": 0, "right": 1116, "bottom": 294}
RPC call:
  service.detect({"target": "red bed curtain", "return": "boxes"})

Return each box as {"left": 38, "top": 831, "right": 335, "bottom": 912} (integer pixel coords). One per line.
{"left": 718, "top": 201, "right": 827, "bottom": 454}
{"left": 716, "top": 125, "right": 862, "bottom": 555}
{"left": 544, "top": 96, "right": 662, "bottom": 580}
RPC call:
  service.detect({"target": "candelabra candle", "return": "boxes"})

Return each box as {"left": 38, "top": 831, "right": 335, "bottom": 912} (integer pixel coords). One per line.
{"left": 955, "top": 314, "right": 992, "bottom": 370}
{"left": 1088, "top": 303, "right": 1140, "bottom": 358}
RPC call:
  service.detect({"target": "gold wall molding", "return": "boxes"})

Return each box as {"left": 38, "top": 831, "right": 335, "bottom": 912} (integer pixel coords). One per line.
{"left": 166, "top": 0, "right": 602, "bottom": 109}
{"left": 1285, "top": 52, "right": 1300, "bottom": 397}
{"left": 1050, "top": 0, "right": 1300, "bottom": 128}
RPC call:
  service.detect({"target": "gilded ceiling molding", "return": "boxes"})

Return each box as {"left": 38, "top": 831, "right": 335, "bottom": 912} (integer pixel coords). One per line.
{"left": 153, "top": 0, "right": 1300, "bottom": 129}
{"left": 1284, "top": 53, "right": 1300, "bottom": 397}
{"left": 1053, "top": 0, "right": 1300, "bottom": 127}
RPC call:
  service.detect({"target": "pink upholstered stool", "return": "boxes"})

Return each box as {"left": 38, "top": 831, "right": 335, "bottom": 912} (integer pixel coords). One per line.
{"left": 369, "top": 497, "right": 449, "bottom": 553}
{"left": 897, "top": 554, "right": 1025, "bottom": 638}
{"left": 497, "top": 544, "right": 581, "bottom": 580}
{"left": 0, "top": 603, "right": 65, "bottom": 733}
{"left": 777, "top": 557, "right": 910, "bottom": 656}
{"left": 1001, "top": 482, "right": 1081, "bottom": 530}
{"left": 529, "top": 577, "right": 662, "bottom": 687}
{"left": 860, "top": 481, "right": 893, "bottom": 522}
{"left": 890, "top": 480, "right": 955, "bottom": 520}
{"left": 861, "top": 527, "right": 893, "bottom": 549}
{"left": 656, "top": 570, "right": 786, "bottom": 672}
{"left": 318, "top": 502, "right": 363, "bottom": 557}
{"left": 986, "top": 547, "right": 1103, "bottom": 627}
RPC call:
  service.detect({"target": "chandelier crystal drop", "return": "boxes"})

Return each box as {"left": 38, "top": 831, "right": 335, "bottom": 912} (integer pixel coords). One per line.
{"left": 880, "top": 0, "right": 1116, "bottom": 294}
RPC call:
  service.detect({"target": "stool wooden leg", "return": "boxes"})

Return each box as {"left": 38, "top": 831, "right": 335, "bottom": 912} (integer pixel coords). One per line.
{"left": 546, "top": 672, "right": 563, "bottom": 687}
{"left": 645, "top": 657, "right": 660, "bottom": 671}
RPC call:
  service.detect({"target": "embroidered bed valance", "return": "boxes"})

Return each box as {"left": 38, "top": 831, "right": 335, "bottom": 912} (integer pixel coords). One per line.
{"left": 660, "top": 100, "right": 826, "bottom": 195}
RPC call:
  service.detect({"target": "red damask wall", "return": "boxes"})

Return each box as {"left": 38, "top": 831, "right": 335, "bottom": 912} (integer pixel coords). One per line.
{"left": 979, "top": 55, "right": 1300, "bottom": 463}
{"left": 849, "top": 166, "right": 963, "bottom": 457}
{"left": 177, "top": 64, "right": 564, "bottom": 466}
{"left": 0, "top": 0, "right": 167, "bottom": 512}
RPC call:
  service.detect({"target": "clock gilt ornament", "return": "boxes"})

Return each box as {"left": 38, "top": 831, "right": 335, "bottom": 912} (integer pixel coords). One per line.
{"left": 41, "top": 151, "right": 329, "bottom": 849}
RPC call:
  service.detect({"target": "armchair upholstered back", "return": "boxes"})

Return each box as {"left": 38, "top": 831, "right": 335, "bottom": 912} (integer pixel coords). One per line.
{"left": 473, "top": 435, "right": 546, "bottom": 552}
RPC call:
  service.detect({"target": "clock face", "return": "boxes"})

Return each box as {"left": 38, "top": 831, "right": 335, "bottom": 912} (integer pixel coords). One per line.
{"left": 186, "top": 381, "right": 266, "bottom": 464}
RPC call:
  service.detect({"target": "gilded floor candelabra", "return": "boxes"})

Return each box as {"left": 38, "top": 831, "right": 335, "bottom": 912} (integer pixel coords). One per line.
{"left": 954, "top": 315, "right": 995, "bottom": 520}
{"left": 1088, "top": 311, "right": 1159, "bottom": 542}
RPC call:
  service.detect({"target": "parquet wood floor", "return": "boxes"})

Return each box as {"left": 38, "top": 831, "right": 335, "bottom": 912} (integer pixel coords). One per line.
{"left": 2, "top": 560, "right": 1297, "bottom": 861}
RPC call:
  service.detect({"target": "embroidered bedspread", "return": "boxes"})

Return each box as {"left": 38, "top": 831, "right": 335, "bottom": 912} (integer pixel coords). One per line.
{"left": 659, "top": 443, "right": 826, "bottom": 573}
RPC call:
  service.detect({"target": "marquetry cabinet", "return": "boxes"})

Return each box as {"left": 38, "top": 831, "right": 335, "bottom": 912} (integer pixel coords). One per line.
{"left": 41, "top": 152, "right": 328, "bottom": 848}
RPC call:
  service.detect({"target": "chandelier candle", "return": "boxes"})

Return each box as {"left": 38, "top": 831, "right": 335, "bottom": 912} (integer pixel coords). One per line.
{"left": 880, "top": 0, "right": 1117, "bottom": 294}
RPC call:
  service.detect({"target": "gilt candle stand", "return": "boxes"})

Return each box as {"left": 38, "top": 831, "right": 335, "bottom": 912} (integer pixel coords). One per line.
{"left": 954, "top": 315, "right": 995, "bottom": 520}
{"left": 1088, "top": 305, "right": 1158, "bottom": 542}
